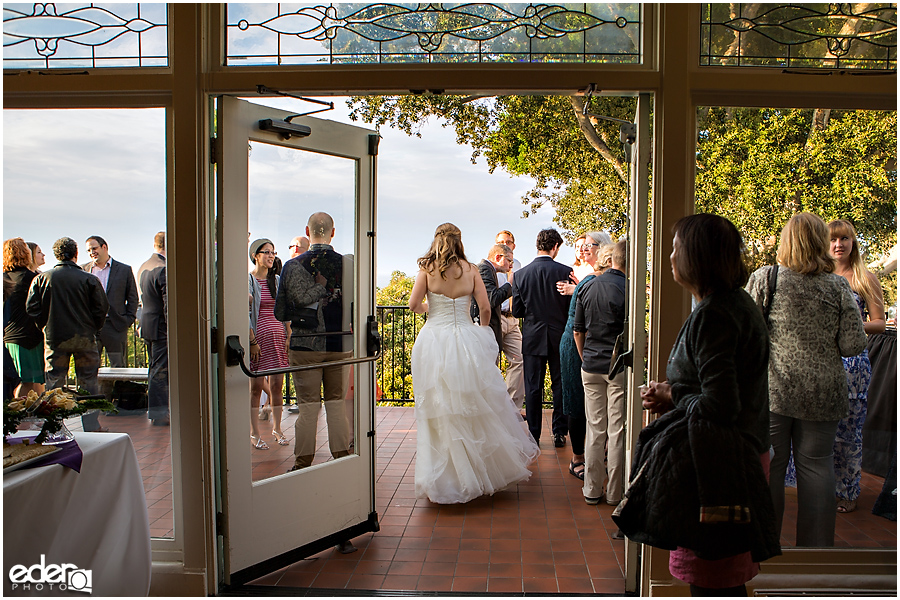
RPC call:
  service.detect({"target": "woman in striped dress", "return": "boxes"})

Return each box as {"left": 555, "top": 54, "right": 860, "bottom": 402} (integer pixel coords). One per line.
{"left": 249, "top": 238, "right": 291, "bottom": 449}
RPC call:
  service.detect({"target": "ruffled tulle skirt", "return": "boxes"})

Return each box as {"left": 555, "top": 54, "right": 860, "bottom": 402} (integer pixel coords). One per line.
{"left": 412, "top": 320, "right": 540, "bottom": 504}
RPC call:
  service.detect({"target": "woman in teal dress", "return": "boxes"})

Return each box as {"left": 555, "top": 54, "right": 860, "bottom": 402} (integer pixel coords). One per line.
{"left": 560, "top": 240, "right": 613, "bottom": 479}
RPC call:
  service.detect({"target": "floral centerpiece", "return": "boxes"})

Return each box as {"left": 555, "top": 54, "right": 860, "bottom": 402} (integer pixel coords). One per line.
{"left": 4, "top": 389, "right": 117, "bottom": 444}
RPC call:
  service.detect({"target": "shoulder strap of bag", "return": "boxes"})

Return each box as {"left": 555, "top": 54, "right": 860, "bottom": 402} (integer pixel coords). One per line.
{"left": 764, "top": 265, "right": 779, "bottom": 324}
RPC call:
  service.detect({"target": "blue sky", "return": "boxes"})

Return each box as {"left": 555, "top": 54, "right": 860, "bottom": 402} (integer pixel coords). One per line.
{"left": 3, "top": 97, "right": 572, "bottom": 287}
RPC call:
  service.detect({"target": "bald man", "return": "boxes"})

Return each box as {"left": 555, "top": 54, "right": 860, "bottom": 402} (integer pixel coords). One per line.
{"left": 289, "top": 236, "right": 310, "bottom": 259}
{"left": 276, "top": 212, "right": 351, "bottom": 472}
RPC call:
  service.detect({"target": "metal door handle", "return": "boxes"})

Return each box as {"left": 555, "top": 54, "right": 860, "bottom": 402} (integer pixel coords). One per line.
{"left": 226, "top": 315, "right": 382, "bottom": 378}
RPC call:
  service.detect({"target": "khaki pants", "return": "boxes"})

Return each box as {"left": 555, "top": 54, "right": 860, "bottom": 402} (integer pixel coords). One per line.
{"left": 500, "top": 314, "right": 525, "bottom": 410}
{"left": 582, "top": 369, "right": 626, "bottom": 503}
{"left": 290, "top": 350, "right": 352, "bottom": 469}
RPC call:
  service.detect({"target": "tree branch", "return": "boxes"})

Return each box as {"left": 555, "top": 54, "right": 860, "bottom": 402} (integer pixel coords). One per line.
{"left": 570, "top": 96, "right": 627, "bottom": 183}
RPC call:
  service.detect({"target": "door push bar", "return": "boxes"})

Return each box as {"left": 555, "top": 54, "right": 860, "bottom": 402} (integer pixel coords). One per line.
{"left": 226, "top": 315, "right": 382, "bottom": 378}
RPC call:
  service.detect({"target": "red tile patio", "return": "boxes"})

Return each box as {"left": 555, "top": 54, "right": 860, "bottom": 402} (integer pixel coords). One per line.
{"left": 66, "top": 405, "right": 896, "bottom": 593}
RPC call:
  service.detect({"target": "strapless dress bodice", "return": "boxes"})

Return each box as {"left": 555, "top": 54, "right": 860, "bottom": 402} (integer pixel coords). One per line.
{"left": 425, "top": 292, "right": 473, "bottom": 328}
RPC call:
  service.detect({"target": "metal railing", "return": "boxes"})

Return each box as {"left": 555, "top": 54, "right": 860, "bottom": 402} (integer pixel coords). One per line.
{"left": 374, "top": 305, "right": 426, "bottom": 404}
{"left": 96, "top": 307, "right": 426, "bottom": 404}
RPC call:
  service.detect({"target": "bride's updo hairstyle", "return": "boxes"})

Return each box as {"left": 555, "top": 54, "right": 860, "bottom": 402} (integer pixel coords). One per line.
{"left": 417, "top": 222, "right": 469, "bottom": 280}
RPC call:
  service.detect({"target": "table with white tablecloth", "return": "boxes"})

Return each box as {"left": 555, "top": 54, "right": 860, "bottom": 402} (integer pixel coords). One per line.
{"left": 4, "top": 432, "right": 151, "bottom": 596}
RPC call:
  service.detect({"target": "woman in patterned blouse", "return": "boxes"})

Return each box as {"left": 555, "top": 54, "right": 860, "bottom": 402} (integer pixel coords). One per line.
{"left": 746, "top": 213, "right": 867, "bottom": 547}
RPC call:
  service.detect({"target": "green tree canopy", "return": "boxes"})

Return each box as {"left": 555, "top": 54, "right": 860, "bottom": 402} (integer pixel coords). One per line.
{"left": 696, "top": 107, "right": 896, "bottom": 269}
{"left": 348, "top": 94, "right": 635, "bottom": 242}
{"left": 351, "top": 96, "right": 896, "bottom": 296}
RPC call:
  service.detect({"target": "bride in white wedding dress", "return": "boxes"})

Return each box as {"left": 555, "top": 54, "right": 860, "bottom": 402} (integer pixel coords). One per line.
{"left": 408, "top": 223, "right": 540, "bottom": 504}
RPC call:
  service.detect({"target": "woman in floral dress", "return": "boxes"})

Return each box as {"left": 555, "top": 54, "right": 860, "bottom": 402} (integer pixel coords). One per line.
{"left": 828, "top": 219, "right": 885, "bottom": 513}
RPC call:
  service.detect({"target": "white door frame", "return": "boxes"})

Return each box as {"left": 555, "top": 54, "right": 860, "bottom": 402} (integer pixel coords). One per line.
{"left": 215, "top": 95, "right": 380, "bottom": 585}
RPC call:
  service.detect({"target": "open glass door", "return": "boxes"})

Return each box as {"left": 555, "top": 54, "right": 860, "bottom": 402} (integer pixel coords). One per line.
{"left": 623, "top": 92, "right": 652, "bottom": 594}
{"left": 215, "top": 95, "right": 379, "bottom": 586}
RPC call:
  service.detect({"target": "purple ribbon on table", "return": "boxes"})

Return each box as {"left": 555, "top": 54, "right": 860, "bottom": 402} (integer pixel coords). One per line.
{"left": 7, "top": 435, "right": 83, "bottom": 473}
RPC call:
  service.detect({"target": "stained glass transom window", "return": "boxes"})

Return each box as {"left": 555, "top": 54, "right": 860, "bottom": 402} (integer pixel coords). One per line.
{"left": 701, "top": 3, "right": 896, "bottom": 69}
{"left": 3, "top": 3, "right": 168, "bottom": 69}
{"left": 225, "top": 3, "right": 642, "bottom": 65}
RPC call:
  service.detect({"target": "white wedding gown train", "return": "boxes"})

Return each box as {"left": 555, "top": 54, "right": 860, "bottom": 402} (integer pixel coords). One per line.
{"left": 412, "top": 292, "right": 540, "bottom": 504}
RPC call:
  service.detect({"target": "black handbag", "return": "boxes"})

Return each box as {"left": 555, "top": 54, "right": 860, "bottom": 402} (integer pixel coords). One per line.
{"left": 293, "top": 307, "right": 319, "bottom": 330}
{"left": 763, "top": 265, "right": 779, "bottom": 327}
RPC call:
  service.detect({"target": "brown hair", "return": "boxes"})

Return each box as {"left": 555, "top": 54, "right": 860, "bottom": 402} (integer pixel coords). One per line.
{"left": 672, "top": 214, "right": 748, "bottom": 298}
{"left": 536, "top": 228, "right": 564, "bottom": 252}
{"left": 26, "top": 242, "right": 40, "bottom": 270}
{"left": 777, "top": 212, "right": 834, "bottom": 275}
{"left": 3, "top": 238, "right": 31, "bottom": 272}
{"left": 418, "top": 223, "right": 468, "bottom": 280}
{"left": 828, "top": 219, "right": 882, "bottom": 309}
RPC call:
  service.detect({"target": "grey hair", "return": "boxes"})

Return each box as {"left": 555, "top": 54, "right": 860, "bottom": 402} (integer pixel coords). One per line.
{"left": 586, "top": 231, "right": 613, "bottom": 246}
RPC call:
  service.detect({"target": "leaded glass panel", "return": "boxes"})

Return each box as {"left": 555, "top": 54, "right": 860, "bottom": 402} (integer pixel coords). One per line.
{"left": 700, "top": 3, "right": 896, "bottom": 69}
{"left": 225, "top": 3, "right": 642, "bottom": 65}
{"left": 3, "top": 3, "right": 168, "bottom": 69}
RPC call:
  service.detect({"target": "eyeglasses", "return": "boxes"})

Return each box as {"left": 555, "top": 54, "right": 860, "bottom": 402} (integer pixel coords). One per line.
{"left": 584, "top": 243, "right": 600, "bottom": 248}
{"left": 258, "top": 250, "right": 277, "bottom": 256}
{"left": 289, "top": 244, "right": 299, "bottom": 249}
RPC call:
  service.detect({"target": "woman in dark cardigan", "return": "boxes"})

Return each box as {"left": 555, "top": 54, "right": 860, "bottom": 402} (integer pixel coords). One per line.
{"left": 3, "top": 237, "right": 45, "bottom": 398}
{"left": 641, "top": 214, "right": 773, "bottom": 596}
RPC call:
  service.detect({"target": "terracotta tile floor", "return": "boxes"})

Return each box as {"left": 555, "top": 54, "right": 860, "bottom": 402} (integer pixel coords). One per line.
{"left": 247, "top": 407, "right": 629, "bottom": 594}
{"left": 66, "top": 406, "right": 896, "bottom": 592}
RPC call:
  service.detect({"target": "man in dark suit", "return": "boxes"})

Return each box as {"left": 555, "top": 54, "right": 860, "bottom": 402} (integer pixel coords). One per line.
{"left": 136, "top": 232, "right": 166, "bottom": 334}
{"left": 512, "top": 228, "right": 573, "bottom": 446}
{"left": 139, "top": 235, "right": 169, "bottom": 426}
{"left": 471, "top": 243, "right": 514, "bottom": 353}
{"left": 82, "top": 235, "right": 138, "bottom": 367}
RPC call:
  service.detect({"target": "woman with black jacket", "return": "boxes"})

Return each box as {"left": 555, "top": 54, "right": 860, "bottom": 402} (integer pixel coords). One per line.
{"left": 638, "top": 214, "right": 776, "bottom": 597}
{"left": 3, "top": 237, "right": 45, "bottom": 398}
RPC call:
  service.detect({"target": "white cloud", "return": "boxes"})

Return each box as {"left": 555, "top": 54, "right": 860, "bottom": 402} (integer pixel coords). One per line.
{"left": 3, "top": 98, "right": 568, "bottom": 289}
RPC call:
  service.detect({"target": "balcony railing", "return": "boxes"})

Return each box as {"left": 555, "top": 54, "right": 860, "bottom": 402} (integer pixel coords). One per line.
{"left": 95, "top": 306, "right": 443, "bottom": 404}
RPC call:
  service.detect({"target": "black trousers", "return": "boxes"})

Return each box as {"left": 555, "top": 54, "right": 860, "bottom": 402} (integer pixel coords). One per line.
{"left": 96, "top": 321, "right": 128, "bottom": 367}
{"left": 523, "top": 349, "right": 567, "bottom": 442}
{"left": 146, "top": 339, "right": 169, "bottom": 420}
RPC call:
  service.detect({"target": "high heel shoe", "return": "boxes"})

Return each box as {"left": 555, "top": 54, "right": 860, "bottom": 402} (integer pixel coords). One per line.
{"left": 272, "top": 430, "right": 289, "bottom": 446}
{"left": 250, "top": 434, "right": 269, "bottom": 449}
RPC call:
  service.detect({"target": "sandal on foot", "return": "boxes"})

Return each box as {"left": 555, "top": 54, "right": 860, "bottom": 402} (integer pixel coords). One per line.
{"left": 836, "top": 498, "right": 857, "bottom": 513}
{"left": 272, "top": 430, "right": 289, "bottom": 446}
{"left": 250, "top": 434, "right": 269, "bottom": 450}
{"left": 569, "top": 460, "right": 585, "bottom": 480}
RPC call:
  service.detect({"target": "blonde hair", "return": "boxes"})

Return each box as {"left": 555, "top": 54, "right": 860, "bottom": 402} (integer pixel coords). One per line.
{"left": 418, "top": 223, "right": 469, "bottom": 280}
{"left": 594, "top": 243, "right": 614, "bottom": 272}
{"left": 828, "top": 219, "right": 882, "bottom": 310}
{"left": 776, "top": 212, "right": 834, "bottom": 275}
